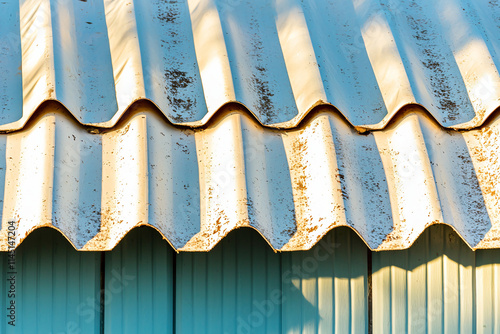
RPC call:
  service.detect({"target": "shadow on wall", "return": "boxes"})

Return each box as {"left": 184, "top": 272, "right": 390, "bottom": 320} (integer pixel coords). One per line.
{"left": 0, "top": 224, "right": 499, "bottom": 333}
{"left": 372, "top": 224, "right": 500, "bottom": 333}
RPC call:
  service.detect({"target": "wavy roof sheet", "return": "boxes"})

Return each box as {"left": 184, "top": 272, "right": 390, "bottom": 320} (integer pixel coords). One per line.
{"left": 0, "top": 0, "right": 499, "bottom": 251}
{"left": 0, "top": 0, "right": 498, "bottom": 131}
{"left": 0, "top": 103, "right": 499, "bottom": 251}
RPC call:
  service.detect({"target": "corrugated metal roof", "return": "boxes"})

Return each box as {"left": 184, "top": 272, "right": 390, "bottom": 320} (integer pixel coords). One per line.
{"left": 0, "top": 0, "right": 499, "bottom": 251}
{"left": 0, "top": 0, "right": 498, "bottom": 131}
{"left": 0, "top": 102, "right": 499, "bottom": 251}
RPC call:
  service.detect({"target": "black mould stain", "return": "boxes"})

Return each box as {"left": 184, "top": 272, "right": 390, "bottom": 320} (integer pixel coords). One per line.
{"left": 249, "top": 16, "right": 277, "bottom": 124}
{"left": 488, "top": 0, "right": 500, "bottom": 30}
{"left": 251, "top": 67, "right": 276, "bottom": 124}
{"left": 157, "top": 1, "right": 180, "bottom": 24}
{"left": 406, "top": 1, "right": 460, "bottom": 122}
{"left": 165, "top": 69, "right": 197, "bottom": 122}
{"left": 156, "top": 1, "right": 184, "bottom": 40}
{"left": 456, "top": 151, "right": 490, "bottom": 236}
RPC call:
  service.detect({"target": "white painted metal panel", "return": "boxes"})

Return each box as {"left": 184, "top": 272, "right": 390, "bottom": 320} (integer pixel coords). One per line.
{"left": 0, "top": 103, "right": 498, "bottom": 251}
{"left": 0, "top": 0, "right": 497, "bottom": 130}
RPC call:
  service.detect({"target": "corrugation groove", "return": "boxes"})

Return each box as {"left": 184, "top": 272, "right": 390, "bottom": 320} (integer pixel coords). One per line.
{"left": 0, "top": 0, "right": 497, "bottom": 131}
{"left": 0, "top": 103, "right": 500, "bottom": 251}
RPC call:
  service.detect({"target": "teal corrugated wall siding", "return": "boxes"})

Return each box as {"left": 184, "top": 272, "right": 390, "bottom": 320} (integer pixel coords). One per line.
{"left": 0, "top": 229, "right": 101, "bottom": 334}
{"left": 175, "top": 227, "right": 367, "bottom": 334}
{"left": 372, "top": 224, "right": 500, "bottom": 334}
{"left": 1, "top": 225, "right": 500, "bottom": 333}
{"left": 281, "top": 228, "right": 368, "bottom": 334}
{"left": 176, "top": 229, "right": 281, "bottom": 334}
{"left": 104, "top": 228, "right": 174, "bottom": 334}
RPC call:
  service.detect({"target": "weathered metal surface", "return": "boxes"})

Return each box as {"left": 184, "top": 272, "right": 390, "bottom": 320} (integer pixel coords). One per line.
{"left": 0, "top": 103, "right": 499, "bottom": 251}
{"left": 0, "top": 0, "right": 498, "bottom": 131}
{"left": 372, "top": 224, "right": 500, "bottom": 333}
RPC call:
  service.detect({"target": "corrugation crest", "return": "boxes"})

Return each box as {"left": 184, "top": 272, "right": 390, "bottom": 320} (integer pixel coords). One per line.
{"left": 0, "top": 103, "right": 500, "bottom": 251}
{"left": 0, "top": 0, "right": 498, "bottom": 131}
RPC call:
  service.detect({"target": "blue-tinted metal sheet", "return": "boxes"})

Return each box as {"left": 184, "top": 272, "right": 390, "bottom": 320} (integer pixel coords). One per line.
{"left": 0, "top": 224, "right": 498, "bottom": 333}
{"left": 0, "top": 228, "right": 101, "bottom": 334}
{"left": 104, "top": 227, "right": 174, "bottom": 334}
{"left": 176, "top": 227, "right": 368, "bottom": 334}
{"left": 176, "top": 228, "right": 281, "bottom": 334}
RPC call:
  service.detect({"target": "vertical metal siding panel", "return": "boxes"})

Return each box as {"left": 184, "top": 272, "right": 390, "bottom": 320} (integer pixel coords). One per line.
{"left": 476, "top": 249, "right": 500, "bottom": 333}
{"left": 459, "top": 247, "right": 475, "bottom": 333}
{"left": 38, "top": 229, "right": 53, "bottom": 330}
{"left": 123, "top": 233, "right": 139, "bottom": 334}
{"left": 236, "top": 230, "right": 253, "bottom": 331}
{"left": 496, "top": 259, "right": 500, "bottom": 333}
{"left": 316, "top": 245, "right": 334, "bottom": 334}
{"left": 334, "top": 234, "right": 351, "bottom": 334}
{"left": 176, "top": 249, "right": 193, "bottom": 334}
{"left": 52, "top": 234, "right": 67, "bottom": 328}
{"left": 207, "top": 242, "right": 223, "bottom": 332}
{"left": 372, "top": 249, "right": 409, "bottom": 334}
{"left": 176, "top": 228, "right": 281, "bottom": 334}
{"left": 104, "top": 227, "right": 174, "bottom": 334}
{"left": 18, "top": 235, "right": 37, "bottom": 332}
{"left": 281, "top": 227, "right": 368, "bottom": 334}
{"left": 252, "top": 236, "right": 270, "bottom": 332}
{"left": 192, "top": 250, "right": 208, "bottom": 333}
{"left": 427, "top": 225, "right": 444, "bottom": 333}
{"left": 138, "top": 230, "right": 154, "bottom": 329}
{"left": 222, "top": 236, "right": 237, "bottom": 333}
{"left": 106, "top": 243, "right": 124, "bottom": 333}
{"left": 373, "top": 225, "right": 479, "bottom": 334}
{"left": 391, "top": 254, "right": 409, "bottom": 333}
{"left": 12, "top": 228, "right": 100, "bottom": 333}
{"left": 408, "top": 231, "right": 427, "bottom": 334}
{"left": 476, "top": 252, "right": 492, "bottom": 334}
{"left": 301, "top": 256, "right": 317, "bottom": 334}
{"left": 372, "top": 254, "right": 391, "bottom": 333}
{"left": 443, "top": 230, "right": 460, "bottom": 333}
{"left": 282, "top": 251, "right": 302, "bottom": 334}
{"left": 151, "top": 242, "right": 171, "bottom": 331}
{"left": 350, "top": 234, "right": 369, "bottom": 333}
{"left": 266, "top": 242, "right": 282, "bottom": 334}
